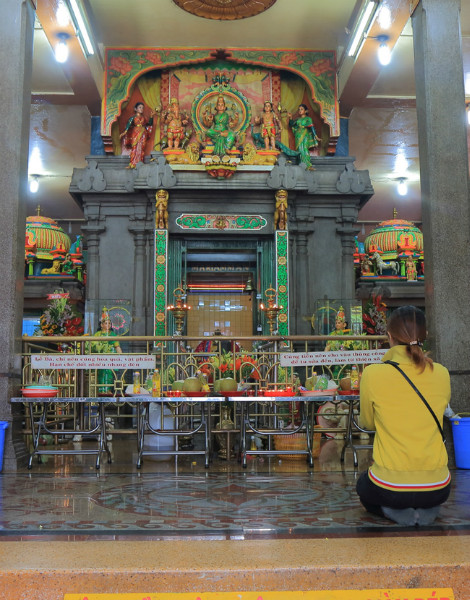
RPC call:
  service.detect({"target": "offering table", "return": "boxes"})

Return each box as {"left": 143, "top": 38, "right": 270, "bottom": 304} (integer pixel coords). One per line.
{"left": 131, "top": 395, "right": 226, "bottom": 468}
{"left": 10, "top": 396, "right": 113, "bottom": 470}
{"left": 231, "top": 394, "right": 362, "bottom": 468}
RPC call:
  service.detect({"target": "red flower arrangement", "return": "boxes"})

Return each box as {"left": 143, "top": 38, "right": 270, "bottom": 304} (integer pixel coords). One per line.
{"left": 200, "top": 352, "right": 259, "bottom": 381}
{"left": 36, "top": 293, "right": 84, "bottom": 337}
{"left": 363, "top": 294, "right": 388, "bottom": 336}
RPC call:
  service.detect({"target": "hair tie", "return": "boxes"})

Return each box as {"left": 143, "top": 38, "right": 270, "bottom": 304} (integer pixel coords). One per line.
{"left": 409, "top": 340, "right": 423, "bottom": 347}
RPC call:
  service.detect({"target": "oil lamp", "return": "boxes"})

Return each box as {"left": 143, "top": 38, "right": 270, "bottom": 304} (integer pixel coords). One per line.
{"left": 166, "top": 287, "right": 191, "bottom": 335}
{"left": 259, "top": 287, "right": 282, "bottom": 335}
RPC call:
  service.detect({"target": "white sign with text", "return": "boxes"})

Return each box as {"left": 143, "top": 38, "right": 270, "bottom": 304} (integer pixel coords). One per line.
{"left": 31, "top": 355, "right": 156, "bottom": 370}
{"left": 280, "top": 349, "right": 387, "bottom": 367}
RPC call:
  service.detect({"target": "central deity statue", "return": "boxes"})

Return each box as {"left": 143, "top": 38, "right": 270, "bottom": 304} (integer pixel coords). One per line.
{"left": 202, "top": 94, "right": 239, "bottom": 156}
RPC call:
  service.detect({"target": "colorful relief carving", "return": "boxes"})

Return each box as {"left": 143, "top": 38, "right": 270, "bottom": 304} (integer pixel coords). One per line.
{"left": 229, "top": 49, "right": 338, "bottom": 136}
{"left": 103, "top": 48, "right": 339, "bottom": 141}
{"left": 176, "top": 214, "right": 267, "bottom": 230}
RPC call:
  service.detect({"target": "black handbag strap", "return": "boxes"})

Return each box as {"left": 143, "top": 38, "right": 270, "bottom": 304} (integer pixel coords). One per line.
{"left": 384, "top": 360, "right": 446, "bottom": 443}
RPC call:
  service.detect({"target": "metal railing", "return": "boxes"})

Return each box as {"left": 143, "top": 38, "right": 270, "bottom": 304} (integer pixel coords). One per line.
{"left": 18, "top": 333, "right": 387, "bottom": 451}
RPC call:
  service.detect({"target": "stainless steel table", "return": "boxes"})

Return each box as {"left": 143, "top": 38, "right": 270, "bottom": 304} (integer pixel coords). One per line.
{"left": 231, "top": 394, "right": 361, "bottom": 468}
{"left": 339, "top": 394, "right": 374, "bottom": 467}
{"left": 129, "top": 395, "right": 226, "bottom": 468}
{"left": 11, "top": 396, "right": 114, "bottom": 469}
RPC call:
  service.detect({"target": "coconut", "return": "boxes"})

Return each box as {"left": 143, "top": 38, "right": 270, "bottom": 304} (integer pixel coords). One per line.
{"left": 305, "top": 375, "right": 317, "bottom": 391}
{"left": 172, "top": 380, "right": 185, "bottom": 391}
{"left": 182, "top": 377, "right": 202, "bottom": 394}
{"left": 219, "top": 377, "right": 238, "bottom": 392}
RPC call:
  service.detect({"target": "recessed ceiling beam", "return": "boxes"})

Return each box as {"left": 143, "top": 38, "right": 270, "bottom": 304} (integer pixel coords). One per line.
{"left": 34, "top": 0, "right": 102, "bottom": 114}
{"left": 339, "top": 0, "right": 419, "bottom": 117}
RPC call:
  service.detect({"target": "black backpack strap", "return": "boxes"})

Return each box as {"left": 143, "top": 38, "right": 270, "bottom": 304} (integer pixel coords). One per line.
{"left": 384, "top": 360, "right": 446, "bottom": 443}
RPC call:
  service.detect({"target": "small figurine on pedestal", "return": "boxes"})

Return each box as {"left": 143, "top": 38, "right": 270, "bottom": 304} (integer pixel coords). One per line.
{"left": 120, "top": 102, "right": 156, "bottom": 168}
{"left": 254, "top": 101, "right": 282, "bottom": 151}
{"left": 155, "top": 189, "right": 169, "bottom": 229}
{"left": 89, "top": 308, "right": 122, "bottom": 395}
{"left": 361, "top": 255, "right": 373, "bottom": 275}
{"left": 274, "top": 189, "right": 288, "bottom": 230}
{"left": 163, "top": 98, "right": 189, "bottom": 150}
{"left": 405, "top": 256, "right": 418, "bottom": 281}
{"left": 287, "top": 103, "right": 319, "bottom": 167}
{"left": 62, "top": 253, "right": 76, "bottom": 276}
{"left": 41, "top": 259, "right": 63, "bottom": 275}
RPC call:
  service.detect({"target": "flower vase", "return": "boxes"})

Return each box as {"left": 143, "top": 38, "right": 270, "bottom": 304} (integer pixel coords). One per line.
{"left": 215, "top": 404, "right": 236, "bottom": 460}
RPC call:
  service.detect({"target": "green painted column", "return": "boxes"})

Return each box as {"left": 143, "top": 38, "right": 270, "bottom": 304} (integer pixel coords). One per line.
{"left": 154, "top": 230, "right": 169, "bottom": 337}
{"left": 275, "top": 230, "right": 289, "bottom": 336}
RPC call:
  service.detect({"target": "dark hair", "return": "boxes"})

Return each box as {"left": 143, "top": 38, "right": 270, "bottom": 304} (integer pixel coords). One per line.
{"left": 299, "top": 103, "right": 309, "bottom": 114}
{"left": 387, "top": 305, "right": 433, "bottom": 372}
{"left": 134, "top": 102, "right": 144, "bottom": 110}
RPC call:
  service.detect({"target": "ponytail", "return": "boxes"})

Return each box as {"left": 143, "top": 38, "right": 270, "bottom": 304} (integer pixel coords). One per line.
{"left": 387, "top": 306, "right": 433, "bottom": 373}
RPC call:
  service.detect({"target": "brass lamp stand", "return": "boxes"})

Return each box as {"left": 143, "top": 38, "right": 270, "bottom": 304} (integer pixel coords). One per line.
{"left": 260, "top": 287, "right": 282, "bottom": 335}
{"left": 166, "top": 287, "right": 191, "bottom": 335}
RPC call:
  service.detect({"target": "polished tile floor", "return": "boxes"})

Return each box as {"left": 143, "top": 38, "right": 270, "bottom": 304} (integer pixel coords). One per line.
{"left": 1, "top": 438, "right": 469, "bottom": 540}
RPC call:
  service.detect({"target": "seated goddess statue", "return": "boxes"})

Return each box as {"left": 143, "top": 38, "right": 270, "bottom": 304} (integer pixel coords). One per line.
{"left": 202, "top": 95, "right": 239, "bottom": 156}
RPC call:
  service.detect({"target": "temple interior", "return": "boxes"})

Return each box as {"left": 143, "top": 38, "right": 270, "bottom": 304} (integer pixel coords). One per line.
{"left": 2, "top": 1, "right": 470, "bottom": 599}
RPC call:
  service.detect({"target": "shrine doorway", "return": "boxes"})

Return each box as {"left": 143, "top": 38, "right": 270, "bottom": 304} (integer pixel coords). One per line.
{"left": 168, "top": 237, "right": 274, "bottom": 346}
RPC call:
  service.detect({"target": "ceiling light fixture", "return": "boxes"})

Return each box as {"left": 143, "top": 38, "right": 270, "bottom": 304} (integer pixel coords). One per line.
{"left": 66, "top": 0, "right": 94, "bottom": 56}
{"left": 397, "top": 177, "right": 408, "bottom": 196}
{"left": 394, "top": 148, "right": 409, "bottom": 174}
{"left": 376, "top": 34, "right": 391, "bottom": 66}
{"left": 29, "top": 175, "right": 40, "bottom": 194}
{"left": 56, "top": 0, "right": 71, "bottom": 27}
{"left": 347, "top": 0, "right": 379, "bottom": 58}
{"left": 377, "top": 5, "right": 391, "bottom": 30}
{"left": 54, "top": 33, "right": 70, "bottom": 63}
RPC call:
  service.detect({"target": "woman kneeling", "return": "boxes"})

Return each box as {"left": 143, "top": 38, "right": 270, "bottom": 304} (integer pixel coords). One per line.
{"left": 356, "top": 305, "right": 451, "bottom": 526}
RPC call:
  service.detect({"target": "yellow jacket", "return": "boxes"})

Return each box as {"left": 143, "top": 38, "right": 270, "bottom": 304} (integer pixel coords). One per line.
{"left": 359, "top": 345, "right": 450, "bottom": 491}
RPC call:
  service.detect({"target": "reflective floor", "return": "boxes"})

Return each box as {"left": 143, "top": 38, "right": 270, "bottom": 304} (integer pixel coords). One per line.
{"left": 1, "top": 438, "right": 469, "bottom": 540}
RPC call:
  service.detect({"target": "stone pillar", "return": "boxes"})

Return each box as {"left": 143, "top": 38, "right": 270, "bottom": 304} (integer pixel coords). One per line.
{"left": 128, "top": 221, "right": 150, "bottom": 336}
{"left": 81, "top": 224, "right": 106, "bottom": 303}
{"left": 412, "top": 0, "right": 470, "bottom": 411}
{"left": 0, "top": 1, "right": 35, "bottom": 470}
{"left": 336, "top": 220, "right": 361, "bottom": 300}
{"left": 289, "top": 224, "right": 313, "bottom": 335}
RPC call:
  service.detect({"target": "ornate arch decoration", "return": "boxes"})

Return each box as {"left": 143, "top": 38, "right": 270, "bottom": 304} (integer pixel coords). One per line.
{"left": 102, "top": 47, "right": 339, "bottom": 141}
